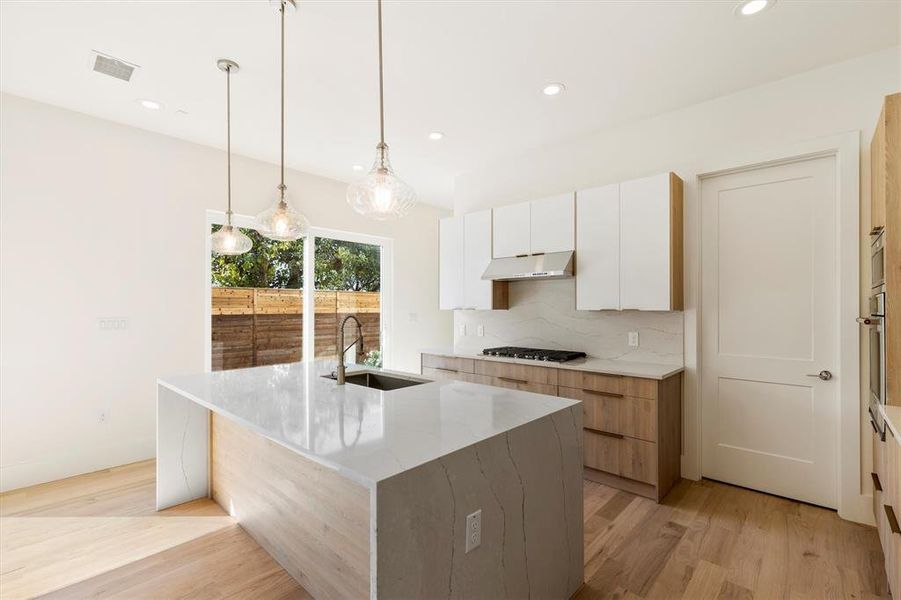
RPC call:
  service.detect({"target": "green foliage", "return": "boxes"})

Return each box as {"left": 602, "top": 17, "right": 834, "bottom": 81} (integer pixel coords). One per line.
{"left": 363, "top": 350, "right": 382, "bottom": 368}
{"left": 211, "top": 226, "right": 303, "bottom": 289}
{"left": 211, "top": 228, "right": 380, "bottom": 292}
{"left": 313, "top": 238, "right": 381, "bottom": 292}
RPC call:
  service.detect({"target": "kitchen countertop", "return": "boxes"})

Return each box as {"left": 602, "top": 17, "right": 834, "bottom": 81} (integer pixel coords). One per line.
{"left": 880, "top": 404, "right": 901, "bottom": 446}
{"left": 158, "top": 360, "right": 579, "bottom": 488}
{"left": 421, "top": 347, "right": 684, "bottom": 380}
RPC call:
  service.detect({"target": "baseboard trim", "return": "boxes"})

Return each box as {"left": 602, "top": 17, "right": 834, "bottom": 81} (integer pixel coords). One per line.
{"left": 0, "top": 437, "right": 155, "bottom": 493}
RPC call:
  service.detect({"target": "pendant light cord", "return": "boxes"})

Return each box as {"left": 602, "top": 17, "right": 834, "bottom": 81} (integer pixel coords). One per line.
{"left": 226, "top": 64, "right": 233, "bottom": 224}
{"left": 279, "top": 0, "right": 286, "bottom": 199}
{"left": 377, "top": 0, "right": 385, "bottom": 147}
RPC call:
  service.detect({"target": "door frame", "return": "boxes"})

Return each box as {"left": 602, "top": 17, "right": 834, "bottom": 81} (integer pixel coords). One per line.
{"left": 203, "top": 212, "right": 395, "bottom": 372}
{"left": 695, "top": 131, "right": 865, "bottom": 523}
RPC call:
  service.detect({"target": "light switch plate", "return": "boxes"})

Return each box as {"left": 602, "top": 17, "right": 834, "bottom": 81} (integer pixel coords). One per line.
{"left": 477, "top": 325, "right": 485, "bottom": 337}
{"left": 465, "top": 509, "right": 481, "bottom": 553}
{"left": 628, "top": 331, "right": 639, "bottom": 347}
{"left": 459, "top": 324, "right": 467, "bottom": 337}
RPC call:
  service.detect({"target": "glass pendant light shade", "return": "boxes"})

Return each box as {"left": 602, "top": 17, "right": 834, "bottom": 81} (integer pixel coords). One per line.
{"left": 211, "top": 58, "right": 252, "bottom": 256}
{"left": 211, "top": 223, "right": 253, "bottom": 255}
{"left": 346, "top": 0, "right": 416, "bottom": 221}
{"left": 347, "top": 143, "right": 416, "bottom": 220}
{"left": 255, "top": 0, "right": 311, "bottom": 241}
{"left": 256, "top": 185, "right": 310, "bottom": 241}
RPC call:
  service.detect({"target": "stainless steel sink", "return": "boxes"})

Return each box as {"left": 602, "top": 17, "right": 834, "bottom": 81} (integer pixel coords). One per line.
{"left": 323, "top": 371, "right": 428, "bottom": 391}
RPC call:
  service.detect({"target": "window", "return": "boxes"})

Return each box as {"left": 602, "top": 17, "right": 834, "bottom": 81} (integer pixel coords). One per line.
{"left": 313, "top": 238, "right": 382, "bottom": 367}
{"left": 209, "top": 225, "right": 303, "bottom": 371}
{"left": 206, "top": 212, "right": 392, "bottom": 372}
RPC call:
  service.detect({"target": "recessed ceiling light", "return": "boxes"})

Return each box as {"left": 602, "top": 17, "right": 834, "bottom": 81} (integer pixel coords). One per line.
{"left": 352, "top": 164, "right": 364, "bottom": 172}
{"left": 138, "top": 99, "right": 162, "bottom": 110}
{"left": 735, "top": 0, "right": 774, "bottom": 16}
{"left": 542, "top": 82, "right": 565, "bottom": 96}
{"left": 428, "top": 131, "right": 445, "bottom": 141}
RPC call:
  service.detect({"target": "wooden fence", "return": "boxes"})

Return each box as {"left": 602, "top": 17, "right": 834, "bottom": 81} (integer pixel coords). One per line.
{"left": 211, "top": 287, "right": 380, "bottom": 371}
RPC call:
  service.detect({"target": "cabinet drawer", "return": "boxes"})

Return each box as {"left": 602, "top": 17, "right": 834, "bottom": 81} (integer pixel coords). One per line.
{"left": 558, "top": 386, "right": 656, "bottom": 442}
{"left": 558, "top": 369, "right": 657, "bottom": 400}
{"left": 474, "top": 360, "right": 557, "bottom": 385}
{"left": 422, "top": 354, "right": 475, "bottom": 374}
{"left": 583, "top": 429, "right": 657, "bottom": 485}
{"left": 422, "top": 367, "right": 491, "bottom": 385}
{"left": 488, "top": 377, "right": 557, "bottom": 396}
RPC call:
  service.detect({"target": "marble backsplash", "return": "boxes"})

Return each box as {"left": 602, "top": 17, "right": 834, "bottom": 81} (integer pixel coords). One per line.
{"left": 454, "top": 278, "right": 684, "bottom": 365}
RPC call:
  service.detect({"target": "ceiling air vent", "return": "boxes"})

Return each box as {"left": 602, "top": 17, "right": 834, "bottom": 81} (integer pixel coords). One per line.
{"left": 91, "top": 52, "right": 138, "bottom": 82}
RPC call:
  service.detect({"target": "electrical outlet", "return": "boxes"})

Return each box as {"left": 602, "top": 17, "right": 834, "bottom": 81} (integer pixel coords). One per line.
{"left": 99, "top": 317, "right": 128, "bottom": 331}
{"left": 459, "top": 324, "right": 467, "bottom": 337}
{"left": 465, "top": 509, "right": 482, "bottom": 553}
{"left": 477, "top": 325, "right": 485, "bottom": 337}
{"left": 628, "top": 331, "right": 639, "bottom": 347}
{"left": 98, "top": 411, "right": 107, "bottom": 423}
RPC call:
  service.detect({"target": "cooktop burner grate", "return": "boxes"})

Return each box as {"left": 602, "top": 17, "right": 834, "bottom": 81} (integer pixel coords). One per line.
{"left": 481, "top": 346, "right": 587, "bottom": 363}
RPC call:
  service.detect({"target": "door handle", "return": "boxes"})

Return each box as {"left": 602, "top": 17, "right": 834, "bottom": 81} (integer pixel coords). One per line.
{"left": 806, "top": 370, "right": 833, "bottom": 381}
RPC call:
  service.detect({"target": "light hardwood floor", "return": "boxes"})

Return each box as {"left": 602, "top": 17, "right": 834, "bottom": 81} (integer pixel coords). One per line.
{"left": 0, "top": 460, "right": 889, "bottom": 599}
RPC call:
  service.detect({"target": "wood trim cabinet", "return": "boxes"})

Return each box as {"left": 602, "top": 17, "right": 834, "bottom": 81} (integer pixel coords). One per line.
{"left": 439, "top": 212, "right": 508, "bottom": 311}
{"left": 576, "top": 172, "right": 683, "bottom": 311}
{"left": 871, "top": 93, "right": 901, "bottom": 405}
{"left": 421, "top": 352, "right": 682, "bottom": 502}
{"left": 872, "top": 416, "right": 901, "bottom": 597}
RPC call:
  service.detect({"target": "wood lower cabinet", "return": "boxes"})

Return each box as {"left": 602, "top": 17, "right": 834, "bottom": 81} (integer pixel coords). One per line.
{"left": 559, "top": 387, "right": 656, "bottom": 442}
{"left": 421, "top": 352, "right": 683, "bottom": 502}
{"left": 873, "top": 415, "right": 901, "bottom": 597}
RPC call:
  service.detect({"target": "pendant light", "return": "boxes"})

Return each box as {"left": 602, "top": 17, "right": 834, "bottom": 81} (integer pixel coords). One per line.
{"left": 346, "top": 0, "right": 416, "bottom": 220}
{"left": 211, "top": 59, "right": 253, "bottom": 256}
{"left": 255, "top": 0, "right": 310, "bottom": 241}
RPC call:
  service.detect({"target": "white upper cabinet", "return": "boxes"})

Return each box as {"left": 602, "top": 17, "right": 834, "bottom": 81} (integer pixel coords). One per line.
{"left": 492, "top": 202, "right": 531, "bottom": 258}
{"left": 575, "top": 173, "right": 683, "bottom": 311}
{"left": 620, "top": 172, "right": 682, "bottom": 311}
{"left": 440, "top": 211, "right": 508, "bottom": 311}
{"left": 439, "top": 216, "right": 465, "bottom": 310}
{"left": 530, "top": 193, "right": 575, "bottom": 254}
{"left": 620, "top": 173, "right": 671, "bottom": 310}
{"left": 576, "top": 184, "right": 620, "bottom": 310}
{"left": 463, "top": 210, "right": 494, "bottom": 309}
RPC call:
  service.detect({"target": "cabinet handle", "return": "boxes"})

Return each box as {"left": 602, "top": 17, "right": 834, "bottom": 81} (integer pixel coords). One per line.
{"left": 872, "top": 472, "right": 883, "bottom": 492}
{"left": 498, "top": 376, "right": 528, "bottom": 384}
{"left": 585, "top": 427, "right": 624, "bottom": 440}
{"left": 582, "top": 389, "right": 624, "bottom": 399}
{"left": 434, "top": 367, "right": 459, "bottom": 373}
{"left": 885, "top": 505, "right": 900, "bottom": 535}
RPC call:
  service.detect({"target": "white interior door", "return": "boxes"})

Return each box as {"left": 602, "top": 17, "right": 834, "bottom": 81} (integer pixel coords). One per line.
{"left": 701, "top": 155, "right": 838, "bottom": 508}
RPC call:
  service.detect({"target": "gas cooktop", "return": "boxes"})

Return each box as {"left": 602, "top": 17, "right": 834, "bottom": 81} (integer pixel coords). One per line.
{"left": 482, "top": 346, "right": 587, "bottom": 363}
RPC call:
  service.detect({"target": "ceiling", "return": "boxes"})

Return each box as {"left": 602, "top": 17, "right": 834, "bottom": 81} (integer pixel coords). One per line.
{"left": 1, "top": 1, "right": 898, "bottom": 209}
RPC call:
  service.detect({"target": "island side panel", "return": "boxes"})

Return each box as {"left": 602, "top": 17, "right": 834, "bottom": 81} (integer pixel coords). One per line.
{"left": 375, "top": 404, "right": 583, "bottom": 599}
{"left": 209, "top": 413, "right": 371, "bottom": 600}
{"left": 156, "top": 384, "right": 209, "bottom": 510}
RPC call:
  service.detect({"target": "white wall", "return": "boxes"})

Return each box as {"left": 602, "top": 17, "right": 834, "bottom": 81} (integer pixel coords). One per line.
{"left": 454, "top": 47, "right": 901, "bottom": 521}
{"left": 0, "top": 93, "right": 452, "bottom": 492}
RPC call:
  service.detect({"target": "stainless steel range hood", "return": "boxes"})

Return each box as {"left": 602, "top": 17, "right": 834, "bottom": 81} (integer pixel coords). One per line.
{"left": 481, "top": 251, "right": 574, "bottom": 281}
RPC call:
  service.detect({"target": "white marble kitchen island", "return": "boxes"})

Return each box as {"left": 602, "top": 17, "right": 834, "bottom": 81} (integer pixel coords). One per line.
{"left": 157, "top": 361, "right": 583, "bottom": 599}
